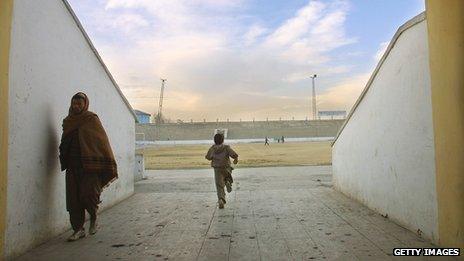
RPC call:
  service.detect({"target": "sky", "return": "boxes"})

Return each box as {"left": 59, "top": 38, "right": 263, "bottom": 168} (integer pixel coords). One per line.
{"left": 68, "top": 0, "right": 425, "bottom": 122}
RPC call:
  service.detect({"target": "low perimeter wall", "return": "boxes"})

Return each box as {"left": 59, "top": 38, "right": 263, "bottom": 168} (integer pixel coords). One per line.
{"left": 136, "top": 120, "right": 344, "bottom": 141}
{"left": 332, "top": 14, "right": 439, "bottom": 242}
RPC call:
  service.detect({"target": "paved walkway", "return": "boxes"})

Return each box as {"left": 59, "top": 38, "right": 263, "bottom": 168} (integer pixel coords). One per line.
{"left": 18, "top": 166, "right": 438, "bottom": 260}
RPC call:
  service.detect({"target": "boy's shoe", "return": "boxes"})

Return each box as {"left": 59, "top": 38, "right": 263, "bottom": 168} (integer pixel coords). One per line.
{"left": 218, "top": 199, "right": 225, "bottom": 209}
{"left": 89, "top": 220, "right": 98, "bottom": 235}
{"left": 67, "top": 229, "right": 86, "bottom": 242}
{"left": 225, "top": 181, "right": 232, "bottom": 193}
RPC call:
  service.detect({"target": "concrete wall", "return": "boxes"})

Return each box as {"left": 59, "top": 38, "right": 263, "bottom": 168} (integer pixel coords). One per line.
{"left": 5, "top": 0, "right": 136, "bottom": 258}
{"left": 332, "top": 14, "right": 439, "bottom": 242}
{"left": 136, "top": 120, "right": 344, "bottom": 141}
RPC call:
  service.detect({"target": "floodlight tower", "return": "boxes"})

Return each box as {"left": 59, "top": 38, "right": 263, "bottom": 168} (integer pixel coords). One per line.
{"left": 310, "top": 74, "right": 317, "bottom": 120}
{"left": 157, "top": 78, "right": 167, "bottom": 123}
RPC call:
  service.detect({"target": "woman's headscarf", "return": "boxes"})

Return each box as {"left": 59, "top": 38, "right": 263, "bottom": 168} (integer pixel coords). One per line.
{"left": 62, "top": 92, "right": 94, "bottom": 138}
{"left": 68, "top": 92, "right": 89, "bottom": 116}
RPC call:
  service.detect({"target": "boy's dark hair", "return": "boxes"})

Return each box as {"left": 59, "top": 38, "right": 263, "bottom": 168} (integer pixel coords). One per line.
{"left": 214, "top": 133, "right": 224, "bottom": 145}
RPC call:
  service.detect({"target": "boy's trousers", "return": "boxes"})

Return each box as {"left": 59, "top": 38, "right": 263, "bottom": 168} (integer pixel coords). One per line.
{"left": 214, "top": 168, "right": 228, "bottom": 203}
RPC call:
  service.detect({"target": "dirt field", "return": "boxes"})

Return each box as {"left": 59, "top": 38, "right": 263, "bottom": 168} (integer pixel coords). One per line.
{"left": 138, "top": 141, "right": 332, "bottom": 170}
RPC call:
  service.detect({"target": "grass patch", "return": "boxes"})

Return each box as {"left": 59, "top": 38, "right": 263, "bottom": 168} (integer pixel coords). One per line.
{"left": 137, "top": 141, "right": 332, "bottom": 170}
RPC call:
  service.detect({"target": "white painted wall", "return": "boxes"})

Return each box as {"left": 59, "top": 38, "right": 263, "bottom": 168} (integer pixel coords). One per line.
{"left": 6, "top": 0, "right": 136, "bottom": 258}
{"left": 332, "top": 19, "right": 438, "bottom": 242}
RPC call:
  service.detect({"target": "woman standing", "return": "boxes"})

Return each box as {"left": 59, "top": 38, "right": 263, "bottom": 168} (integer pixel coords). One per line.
{"left": 59, "top": 92, "right": 117, "bottom": 241}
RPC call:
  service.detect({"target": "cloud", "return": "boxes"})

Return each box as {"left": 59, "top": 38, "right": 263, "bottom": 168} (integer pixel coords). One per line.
{"left": 104, "top": 0, "right": 244, "bottom": 34}
{"left": 283, "top": 65, "right": 352, "bottom": 83}
{"left": 243, "top": 24, "right": 268, "bottom": 46}
{"left": 264, "top": 1, "right": 355, "bottom": 64}
{"left": 317, "top": 73, "right": 370, "bottom": 111}
{"left": 101, "top": 13, "right": 149, "bottom": 33}
{"left": 265, "top": 1, "right": 326, "bottom": 47}
{"left": 71, "top": 0, "right": 360, "bottom": 121}
{"left": 374, "top": 41, "right": 389, "bottom": 61}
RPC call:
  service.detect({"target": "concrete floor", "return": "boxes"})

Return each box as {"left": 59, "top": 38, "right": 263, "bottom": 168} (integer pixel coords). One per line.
{"left": 18, "top": 166, "right": 441, "bottom": 260}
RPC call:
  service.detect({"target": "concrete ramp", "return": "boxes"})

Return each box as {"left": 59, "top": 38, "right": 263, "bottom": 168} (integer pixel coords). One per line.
{"left": 17, "top": 167, "right": 432, "bottom": 260}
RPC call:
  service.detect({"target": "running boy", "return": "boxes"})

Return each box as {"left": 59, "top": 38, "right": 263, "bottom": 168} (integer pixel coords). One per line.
{"left": 205, "top": 133, "right": 239, "bottom": 209}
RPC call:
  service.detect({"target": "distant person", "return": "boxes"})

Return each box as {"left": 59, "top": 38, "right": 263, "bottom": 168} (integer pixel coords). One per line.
{"left": 205, "top": 134, "right": 238, "bottom": 209}
{"left": 264, "top": 136, "right": 269, "bottom": 145}
{"left": 59, "top": 92, "right": 118, "bottom": 241}
{"left": 281, "top": 136, "right": 285, "bottom": 143}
